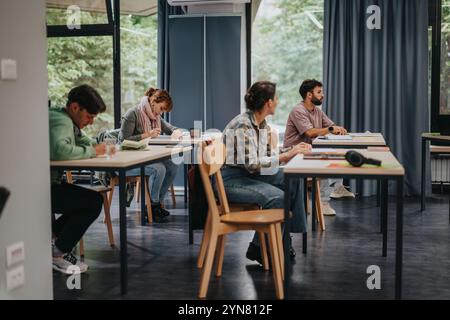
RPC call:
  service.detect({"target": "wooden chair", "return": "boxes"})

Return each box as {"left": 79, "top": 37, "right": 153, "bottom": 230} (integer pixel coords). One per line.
{"left": 108, "top": 175, "right": 152, "bottom": 223}
{"left": 306, "top": 179, "right": 326, "bottom": 231}
{"left": 197, "top": 140, "right": 285, "bottom": 299}
{"left": 65, "top": 172, "right": 115, "bottom": 258}
{"left": 197, "top": 203, "right": 267, "bottom": 270}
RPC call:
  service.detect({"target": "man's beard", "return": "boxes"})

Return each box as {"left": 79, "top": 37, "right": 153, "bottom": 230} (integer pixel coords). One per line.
{"left": 312, "top": 97, "right": 323, "bottom": 106}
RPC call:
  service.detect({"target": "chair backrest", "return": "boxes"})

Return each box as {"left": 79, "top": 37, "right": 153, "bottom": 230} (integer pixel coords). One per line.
{"left": 198, "top": 141, "right": 230, "bottom": 224}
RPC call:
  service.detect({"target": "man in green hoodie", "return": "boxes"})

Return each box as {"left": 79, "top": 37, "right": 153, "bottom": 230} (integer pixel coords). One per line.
{"left": 49, "top": 84, "right": 107, "bottom": 274}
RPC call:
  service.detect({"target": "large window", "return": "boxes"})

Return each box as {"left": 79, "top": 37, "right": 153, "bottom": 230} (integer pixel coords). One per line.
{"left": 47, "top": 2, "right": 158, "bottom": 136}
{"left": 252, "top": 0, "right": 324, "bottom": 127}
{"left": 120, "top": 14, "right": 158, "bottom": 114}
{"left": 440, "top": 1, "right": 450, "bottom": 115}
{"left": 47, "top": 35, "right": 114, "bottom": 136}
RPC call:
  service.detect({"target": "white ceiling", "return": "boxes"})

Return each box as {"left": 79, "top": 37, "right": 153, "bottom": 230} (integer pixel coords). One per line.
{"left": 46, "top": 0, "right": 158, "bottom": 16}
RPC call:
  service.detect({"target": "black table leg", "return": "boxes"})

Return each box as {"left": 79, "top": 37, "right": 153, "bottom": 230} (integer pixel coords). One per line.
{"left": 303, "top": 179, "right": 308, "bottom": 254}
{"left": 119, "top": 170, "right": 128, "bottom": 295}
{"left": 381, "top": 179, "right": 388, "bottom": 257}
{"left": 302, "top": 232, "right": 307, "bottom": 254}
{"left": 448, "top": 189, "right": 450, "bottom": 224}
{"left": 311, "top": 178, "right": 317, "bottom": 232}
{"left": 376, "top": 179, "right": 381, "bottom": 207}
{"left": 184, "top": 163, "right": 188, "bottom": 204}
{"left": 395, "top": 176, "right": 404, "bottom": 300}
{"left": 284, "top": 175, "right": 291, "bottom": 299}
{"left": 421, "top": 138, "right": 426, "bottom": 211}
{"left": 140, "top": 167, "right": 146, "bottom": 226}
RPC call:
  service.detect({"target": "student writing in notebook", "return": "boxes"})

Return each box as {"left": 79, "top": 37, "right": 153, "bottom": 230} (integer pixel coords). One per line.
{"left": 283, "top": 79, "right": 355, "bottom": 216}
{"left": 119, "top": 87, "right": 181, "bottom": 223}
{"left": 49, "top": 85, "right": 107, "bottom": 274}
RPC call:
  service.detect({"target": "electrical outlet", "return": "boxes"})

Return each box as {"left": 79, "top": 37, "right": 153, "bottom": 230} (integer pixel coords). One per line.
{"left": 6, "top": 242, "right": 25, "bottom": 267}
{"left": 6, "top": 265, "right": 25, "bottom": 291}
{"left": 1, "top": 59, "right": 17, "bottom": 80}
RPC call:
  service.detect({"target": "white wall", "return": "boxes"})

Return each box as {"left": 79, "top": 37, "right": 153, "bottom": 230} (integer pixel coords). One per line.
{"left": 0, "top": 0, "right": 53, "bottom": 299}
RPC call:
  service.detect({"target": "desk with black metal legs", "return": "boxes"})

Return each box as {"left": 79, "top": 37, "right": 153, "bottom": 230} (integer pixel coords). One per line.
{"left": 283, "top": 150, "right": 405, "bottom": 299}
{"left": 50, "top": 145, "right": 191, "bottom": 295}
{"left": 421, "top": 134, "right": 450, "bottom": 223}
{"left": 313, "top": 132, "right": 388, "bottom": 208}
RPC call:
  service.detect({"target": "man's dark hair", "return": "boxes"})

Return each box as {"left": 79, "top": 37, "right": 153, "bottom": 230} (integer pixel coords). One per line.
{"left": 66, "top": 84, "right": 107, "bottom": 114}
{"left": 299, "top": 79, "right": 323, "bottom": 100}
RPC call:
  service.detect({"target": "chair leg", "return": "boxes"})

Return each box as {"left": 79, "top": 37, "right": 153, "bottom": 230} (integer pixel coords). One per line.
{"left": 214, "top": 235, "right": 226, "bottom": 277}
{"left": 197, "top": 212, "right": 212, "bottom": 269}
{"left": 315, "top": 180, "right": 326, "bottom": 231}
{"left": 268, "top": 224, "right": 284, "bottom": 299}
{"left": 79, "top": 239, "right": 85, "bottom": 258}
{"left": 170, "top": 184, "right": 176, "bottom": 206}
{"left": 144, "top": 178, "right": 153, "bottom": 223}
{"left": 275, "top": 223, "right": 284, "bottom": 280}
{"left": 136, "top": 179, "right": 141, "bottom": 203}
{"left": 102, "top": 192, "right": 115, "bottom": 248}
{"left": 258, "top": 232, "right": 270, "bottom": 271}
{"left": 198, "top": 229, "right": 219, "bottom": 298}
{"left": 106, "top": 179, "right": 116, "bottom": 222}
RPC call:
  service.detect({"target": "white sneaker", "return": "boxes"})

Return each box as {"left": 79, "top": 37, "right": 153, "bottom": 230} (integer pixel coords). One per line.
{"left": 330, "top": 185, "right": 356, "bottom": 199}
{"left": 322, "top": 202, "right": 336, "bottom": 216}
{"left": 52, "top": 252, "right": 88, "bottom": 275}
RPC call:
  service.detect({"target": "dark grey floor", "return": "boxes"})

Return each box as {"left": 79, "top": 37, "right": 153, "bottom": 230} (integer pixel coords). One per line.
{"left": 53, "top": 189, "right": 450, "bottom": 300}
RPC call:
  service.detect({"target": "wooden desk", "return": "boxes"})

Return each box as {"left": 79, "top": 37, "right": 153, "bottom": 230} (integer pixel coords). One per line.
{"left": 420, "top": 134, "right": 450, "bottom": 222}
{"left": 51, "top": 145, "right": 192, "bottom": 295}
{"left": 312, "top": 133, "right": 387, "bottom": 148}
{"left": 282, "top": 150, "right": 405, "bottom": 299}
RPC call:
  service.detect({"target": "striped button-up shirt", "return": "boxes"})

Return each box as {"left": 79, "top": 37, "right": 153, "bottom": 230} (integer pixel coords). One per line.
{"left": 222, "top": 111, "right": 279, "bottom": 174}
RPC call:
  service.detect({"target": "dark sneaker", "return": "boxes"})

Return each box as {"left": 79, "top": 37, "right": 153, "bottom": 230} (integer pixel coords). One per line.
{"left": 159, "top": 206, "right": 171, "bottom": 217}
{"left": 151, "top": 205, "right": 169, "bottom": 223}
{"left": 246, "top": 237, "right": 295, "bottom": 264}
{"left": 246, "top": 242, "right": 268, "bottom": 266}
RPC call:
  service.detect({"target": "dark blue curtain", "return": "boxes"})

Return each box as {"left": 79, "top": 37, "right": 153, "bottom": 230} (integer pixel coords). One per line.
{"left": 323, "top": 0, "right": 429, "bottom": 196}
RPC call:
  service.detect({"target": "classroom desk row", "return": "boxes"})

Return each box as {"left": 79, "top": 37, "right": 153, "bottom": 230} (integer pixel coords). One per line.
{"left": 51, "top": 133, "right": 405, "bottom": 299}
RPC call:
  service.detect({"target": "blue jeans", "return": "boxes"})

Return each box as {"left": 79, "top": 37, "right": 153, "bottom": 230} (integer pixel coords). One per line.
{"left": 126, "top": 159, "right": 179, "bottom": 203}
{"left": 219, "top": 166, "right": 307, "bottom": 245}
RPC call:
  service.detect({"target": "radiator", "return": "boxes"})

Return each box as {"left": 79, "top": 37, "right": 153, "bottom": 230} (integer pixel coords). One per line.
{"left": 431, "top": 152, "right": 450, "bottom": 185}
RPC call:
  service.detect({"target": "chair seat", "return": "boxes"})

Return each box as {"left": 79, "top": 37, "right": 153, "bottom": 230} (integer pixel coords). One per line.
{"left": 220, "top": 209, "right": 284, "bottom": 225}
